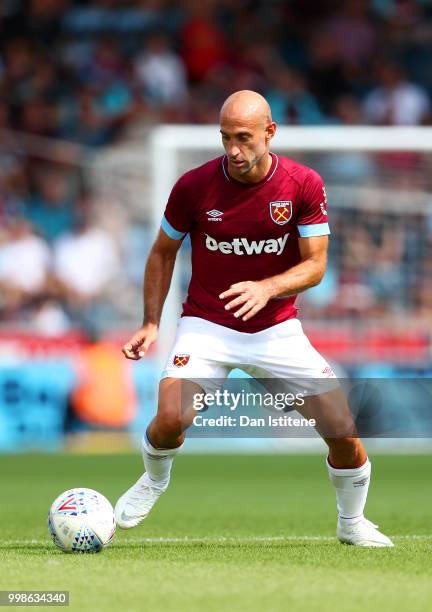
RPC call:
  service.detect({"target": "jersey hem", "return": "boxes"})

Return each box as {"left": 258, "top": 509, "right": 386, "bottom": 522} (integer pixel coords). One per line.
{"left": 179, "top": 312, "right": 299, "bottom": 334}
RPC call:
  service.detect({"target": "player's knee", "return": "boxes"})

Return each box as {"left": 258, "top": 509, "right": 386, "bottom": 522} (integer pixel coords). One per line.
{"left": 328, "top": 436, "right": 361, "bottom": 452}
{"left": 327, "top": 436, "right": 366, "bottom": 467}
{"left": 327, "top": 415, "right": 357, "bottom": 439}
{"left": 155, "top": 409, "right": 184, "bottom": 441}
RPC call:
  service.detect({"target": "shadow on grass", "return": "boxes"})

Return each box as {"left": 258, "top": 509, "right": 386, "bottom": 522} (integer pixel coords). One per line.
{"left": 109, "top": 540, "right": 338, "bottom": 552}
{"left": 0, "top": 544, "right": 56, "bottom": 554}
{"left": 0, "top": 539, "right": 337, "bottom": 554}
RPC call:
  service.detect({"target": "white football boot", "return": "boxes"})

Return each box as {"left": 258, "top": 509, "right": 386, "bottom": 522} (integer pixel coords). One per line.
{"left": 115, "top": 472, "right": 167, "bottom": 529}
{"left": 337, "top": 517, "right": 394, "bottom": 547}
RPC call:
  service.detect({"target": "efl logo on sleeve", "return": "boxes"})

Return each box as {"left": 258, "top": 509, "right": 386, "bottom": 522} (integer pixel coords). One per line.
{"left": 320, "top": 186, "right": 328, "bottom": 216}
{"left": 269, "top": 201, "right": 292, "bottom": 225}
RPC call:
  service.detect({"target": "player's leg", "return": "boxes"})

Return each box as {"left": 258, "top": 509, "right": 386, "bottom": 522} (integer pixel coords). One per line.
{"left": 115, "top": 316, "right": 231, "bottom": 529}
{"left": 298, "top": 385, "right": 393, "bottom": 547}
{"left": 140, "top": 376, "right": 202, "bottom": 491}
{"left": 115, "top": 377, "right": 202, "bottom": 529}
{"left": 146, "top": 376, "right": 200, "bottom": 449}
{"left": 296, "top": 386, "right": 366, "bottom": 464}
{"left": 247, "top": 318, "right": 393, "bottom": 546}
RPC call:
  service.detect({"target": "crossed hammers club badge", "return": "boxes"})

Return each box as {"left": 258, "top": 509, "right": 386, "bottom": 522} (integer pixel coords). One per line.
{"left": 269, "top": 201, "right": 292, "bottom": 225}
{"left": 173, "top": 354, "right": 190, "bottom": 367}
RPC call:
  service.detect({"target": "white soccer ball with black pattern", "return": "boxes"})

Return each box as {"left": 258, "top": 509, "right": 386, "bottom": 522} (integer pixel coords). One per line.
{"left": 48, "top": 488, "right": 116, "bottom": 553}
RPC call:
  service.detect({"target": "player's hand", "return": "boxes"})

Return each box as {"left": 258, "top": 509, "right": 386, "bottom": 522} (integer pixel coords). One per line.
{"left": 219, "top": 280, "right": 273, "bottom": 321}
{"left": 122, "top": 323, "right": 158, "bottom": 360}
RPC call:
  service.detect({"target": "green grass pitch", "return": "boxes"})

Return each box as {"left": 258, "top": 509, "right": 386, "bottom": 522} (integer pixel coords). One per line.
{"left": 0, "top": 453, "right": 431, "bottom": 612}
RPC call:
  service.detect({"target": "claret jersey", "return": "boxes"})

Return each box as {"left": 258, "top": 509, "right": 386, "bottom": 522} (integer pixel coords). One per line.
{"left": 161, "top": 153, "right": 330, "bottom": 333}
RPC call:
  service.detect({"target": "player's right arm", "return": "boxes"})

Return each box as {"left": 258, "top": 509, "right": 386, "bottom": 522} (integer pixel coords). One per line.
{"left": 123, "top": 171, "right": 195, "bottom": 360}
{"left": 122, "top": 229, "right": 183, "bottom": 360}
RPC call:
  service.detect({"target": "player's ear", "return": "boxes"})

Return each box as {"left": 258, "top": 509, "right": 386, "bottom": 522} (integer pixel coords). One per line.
{"left": 265, "top": 121, "right": 276, "bottom": 142}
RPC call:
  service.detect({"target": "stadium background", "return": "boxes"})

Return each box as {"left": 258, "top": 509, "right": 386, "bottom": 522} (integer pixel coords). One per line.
{"left": 1, "top": 0, "right": 432, "bottom": 452}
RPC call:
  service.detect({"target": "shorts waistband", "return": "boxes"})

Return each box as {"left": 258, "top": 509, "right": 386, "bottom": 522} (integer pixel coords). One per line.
{"left": 179, "top": 316, "right": 303, "bottom": 338}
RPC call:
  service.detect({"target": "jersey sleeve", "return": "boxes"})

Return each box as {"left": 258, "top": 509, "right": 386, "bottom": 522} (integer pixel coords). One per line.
{"left": 297, "top": 169, "right": 330, "bottom": 237}
{"left": 161, "top": 173, "right": 195, "bottom": 240}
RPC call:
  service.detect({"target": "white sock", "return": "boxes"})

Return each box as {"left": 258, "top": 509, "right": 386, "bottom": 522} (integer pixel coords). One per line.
{"left": 141, "top": 432, "right": 182, "bottom": 489}
{"left": 326, "top": 457, "right": 371, "bottom": 524}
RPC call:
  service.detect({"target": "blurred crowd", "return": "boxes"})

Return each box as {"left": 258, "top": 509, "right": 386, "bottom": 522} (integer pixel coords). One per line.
{"left": 1, "top": 0, "right": 432, "bottom": 135}
{"left": 1, "top": 0, "right": 432, "bottom": 332}
{"left": 298, "top": 199, "right": 432, "bottom": 325}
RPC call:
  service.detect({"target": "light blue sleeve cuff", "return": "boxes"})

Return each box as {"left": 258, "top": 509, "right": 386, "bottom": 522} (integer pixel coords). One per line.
{"left": 298, "top": 223, "right": 330, "bottom": 237}
{"left": 161, "top": 215, "right": 186, "bottom": 240}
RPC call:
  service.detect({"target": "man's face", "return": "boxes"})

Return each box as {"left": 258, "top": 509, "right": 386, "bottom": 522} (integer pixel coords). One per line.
{"left": 219, "top": 116, "right": 275, "bottom": 177}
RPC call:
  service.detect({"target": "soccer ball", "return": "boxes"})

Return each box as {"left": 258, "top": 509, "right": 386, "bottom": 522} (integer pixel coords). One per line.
{"left": 48, "top": 488, "right": 116, "bottom": 553}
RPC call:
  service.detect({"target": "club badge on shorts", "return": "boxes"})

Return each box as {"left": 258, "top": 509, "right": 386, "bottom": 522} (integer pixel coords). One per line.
{"left": 173, "top": 354, "right": 190, "bottom": 367}
{"left": 269, "top": 201, "right": 292, "bottom": 225}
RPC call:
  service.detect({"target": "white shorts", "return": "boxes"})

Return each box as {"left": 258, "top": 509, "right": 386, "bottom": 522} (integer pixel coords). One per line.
{"left": 161, "top": 316, "right": 338, "bottom": 397}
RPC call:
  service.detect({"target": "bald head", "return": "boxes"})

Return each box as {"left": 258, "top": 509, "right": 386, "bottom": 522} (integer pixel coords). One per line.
{"left": 219, "top": 90, "right": 276, "bottom": 182}
{"left": 220, "top": 90, "right": 272, "bottom": 126}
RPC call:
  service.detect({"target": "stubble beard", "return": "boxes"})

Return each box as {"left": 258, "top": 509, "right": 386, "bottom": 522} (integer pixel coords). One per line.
{"left": 237, "top": 149, "right": 268, "bottom": 175}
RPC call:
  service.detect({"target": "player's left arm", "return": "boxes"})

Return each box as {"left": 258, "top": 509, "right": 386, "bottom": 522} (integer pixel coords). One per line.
{"left": 219, "top": 235, "right": 328, "bottom": 321}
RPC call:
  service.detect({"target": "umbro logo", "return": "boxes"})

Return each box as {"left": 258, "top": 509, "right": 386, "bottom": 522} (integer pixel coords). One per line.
{"left": 207, "top": 209, "right": 223, "bottom": 222}
{"left": 353, "top": 477, "right": 369, "bottom": 488}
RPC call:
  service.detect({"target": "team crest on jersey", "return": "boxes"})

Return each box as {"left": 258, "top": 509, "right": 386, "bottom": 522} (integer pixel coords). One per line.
{"left": 173, "top": 354, "right": 190, "bottom": 367}
{"left": 269, "top": 201, "right": 292, "bottom": 225}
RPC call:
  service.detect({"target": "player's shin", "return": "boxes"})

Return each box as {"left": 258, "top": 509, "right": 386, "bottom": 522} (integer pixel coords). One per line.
{"left": 326, "top": 456, "right": 371, "bottom": 523}
{"left": 142, "top": 431, "right": 183, "bottom": 489}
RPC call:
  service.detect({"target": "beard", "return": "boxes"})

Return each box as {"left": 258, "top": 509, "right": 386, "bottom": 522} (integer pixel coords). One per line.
{"left": 234, "top": 149, "right": 267, "bottom": 175}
